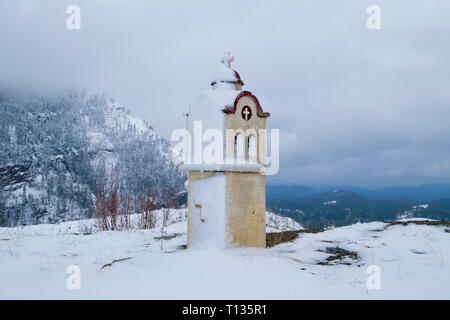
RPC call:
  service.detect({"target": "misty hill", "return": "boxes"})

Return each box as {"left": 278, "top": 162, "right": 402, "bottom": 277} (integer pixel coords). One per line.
{"left": 347, "top": 185, "right": 450, "bottom": 200}
{"left": 266, "top": 185, "right": 316, "bottom": 200}
{"left": 267, "top": 190, "right": 450, "bottom": 229}
{"left": 0, "top": 90, "right": 185, "bottom": 226}
{"left": 267, "top": 184, "right": 450, "bottom": 201}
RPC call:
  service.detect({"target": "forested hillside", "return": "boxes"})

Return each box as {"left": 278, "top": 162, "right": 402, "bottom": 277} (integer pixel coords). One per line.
{"left": 0, "top": 89, "right": 185, "bottom": 226}
{"left": 267, "top": 190, "right": 450, "bottom": 229}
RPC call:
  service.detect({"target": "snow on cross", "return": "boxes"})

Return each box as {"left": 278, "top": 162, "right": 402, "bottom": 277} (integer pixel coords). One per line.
{"left": 220, "top": 51, "right": 234, "bottom": 68}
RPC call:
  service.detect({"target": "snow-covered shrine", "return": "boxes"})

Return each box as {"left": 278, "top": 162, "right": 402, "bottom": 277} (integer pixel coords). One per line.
{"left": 180, "top": 52, "right": 270, "bottom": 248}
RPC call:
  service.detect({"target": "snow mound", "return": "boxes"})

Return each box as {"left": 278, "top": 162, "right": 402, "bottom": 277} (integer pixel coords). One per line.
{"left": 0, "top": 208, "right": 303, "bottom": 237}
{"left": 266, "top": 211, "right": 304, "bottom": 232}
{"left": 1, "top": 219, "right": 449, "bottom": 299}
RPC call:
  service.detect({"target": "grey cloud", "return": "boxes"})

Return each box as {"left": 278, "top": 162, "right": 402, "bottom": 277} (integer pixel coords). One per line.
{"left": 1, "top": 0, "right": 449, "bottom": 186}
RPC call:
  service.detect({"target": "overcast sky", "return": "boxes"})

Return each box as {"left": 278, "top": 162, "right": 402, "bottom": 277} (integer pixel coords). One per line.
{"left": 1, "top": 0, "right": 450, "bottom": 187}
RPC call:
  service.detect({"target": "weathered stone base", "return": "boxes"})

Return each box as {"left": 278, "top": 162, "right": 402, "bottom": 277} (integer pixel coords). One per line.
{"left": 187, "top": 171, "right": 266, "bottom": 248}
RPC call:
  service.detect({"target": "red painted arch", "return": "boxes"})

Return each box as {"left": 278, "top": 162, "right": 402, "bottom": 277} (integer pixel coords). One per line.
{"left": 222, "top": 91, "right": 270, "bottom": 118}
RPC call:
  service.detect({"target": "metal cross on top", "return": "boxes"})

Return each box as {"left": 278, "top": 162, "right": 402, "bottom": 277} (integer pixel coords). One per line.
{"left": 221, "top": 51, "right": 234, "bottom": 68}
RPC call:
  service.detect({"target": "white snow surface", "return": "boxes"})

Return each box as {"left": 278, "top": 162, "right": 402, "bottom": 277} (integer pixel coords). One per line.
{"left": 189, "top": 173, "right": 226, "bottom": 248}
{"left": 413, "top": 204, "right": 429, "bottom": 209}
{"left": 188, "top": 89, "right": 240, "bottom": 134}
{"left": 211, "top": 66, "right": 239, "bottom": 85}
{"left": 1, "top": 213, "right": 449, "bottom": 299}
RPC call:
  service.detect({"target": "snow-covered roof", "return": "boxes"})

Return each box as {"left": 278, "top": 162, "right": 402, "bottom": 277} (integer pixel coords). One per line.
{"left": 191, "top": 89, "right": 241, "bottom": 114}
{"left": 189, "top": 52, "right": 269, "bottom": 125}
{"left": 188, "top": 87, "right": 241, "bottom": 135}
{"left": 210, "top": 51, "right": 244, "bottom": 89}
{"left": 210, "top": 67, "right": 244, "bottom": 88}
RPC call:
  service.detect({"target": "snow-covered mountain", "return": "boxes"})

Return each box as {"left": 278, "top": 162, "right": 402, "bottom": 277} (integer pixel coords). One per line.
{"left": 266, "top": 211, "right": 303, "bottom": 232}
{"left": 268, "top": 190, "right": 450, "bottom": 229}
{"left": 1, "top": 215, "right": 448, "bottom": 299}
{"left": 0, "top": 90, "right": 185, "bottom": 226}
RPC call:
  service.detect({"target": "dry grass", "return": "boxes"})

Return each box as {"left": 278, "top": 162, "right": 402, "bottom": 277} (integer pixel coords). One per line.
{"left": 94, "top": 182, "right": 121, "bottom": 231}
{"left": 138, "top": 189, "right": 157, "bottom": 229}
{"left": 94, "top": 182, "right": 171, "bottom": 232}
{"left": 160, "top": 187, "right": 177, "bottom": 231}
{"left": 316, "top": 247, "right": 360, "bottom": 266}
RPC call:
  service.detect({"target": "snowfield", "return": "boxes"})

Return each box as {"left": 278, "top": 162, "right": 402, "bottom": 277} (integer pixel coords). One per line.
{"left": 0, "top": 210, "right": 449, "bottom": 299}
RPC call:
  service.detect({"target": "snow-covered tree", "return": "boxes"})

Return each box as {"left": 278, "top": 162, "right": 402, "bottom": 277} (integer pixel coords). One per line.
{"left": 0, "top": 89, "right": 185, "bottom": 226}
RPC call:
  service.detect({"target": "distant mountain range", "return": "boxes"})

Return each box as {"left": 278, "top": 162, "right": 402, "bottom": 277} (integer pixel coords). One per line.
{"left": 267, "top": 184, "right": 450, "bottom": 201}
{"left": 267, "top": 185, "right": 450, "bottom": 229}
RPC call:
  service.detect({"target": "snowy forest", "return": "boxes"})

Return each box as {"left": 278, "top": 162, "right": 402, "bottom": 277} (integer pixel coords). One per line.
{"left": 0, "top": 89, "right": 186, "bottom": 227}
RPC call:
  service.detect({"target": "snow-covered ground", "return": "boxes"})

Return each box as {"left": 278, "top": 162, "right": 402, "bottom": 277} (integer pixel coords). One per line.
{"left": 0, "top": 211, "right": 448, "bottom": 299}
